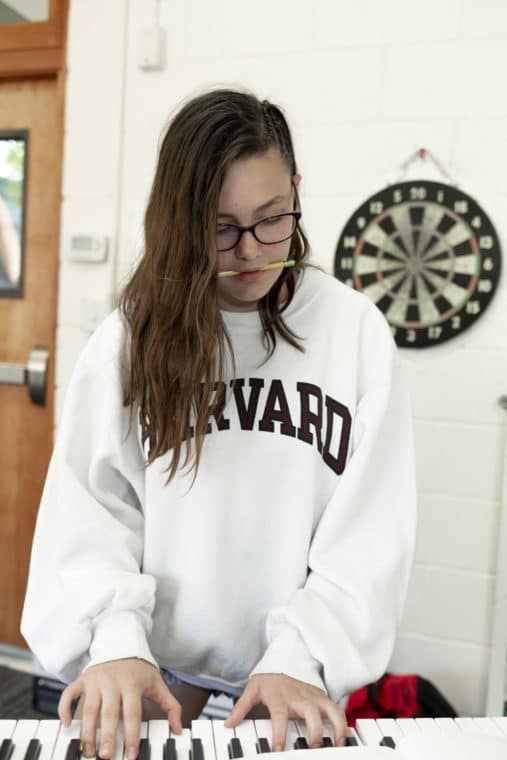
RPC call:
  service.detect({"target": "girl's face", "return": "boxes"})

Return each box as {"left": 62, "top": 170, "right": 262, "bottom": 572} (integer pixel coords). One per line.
{"left": 216, "top": 147, "right": 301, "bottom": 312}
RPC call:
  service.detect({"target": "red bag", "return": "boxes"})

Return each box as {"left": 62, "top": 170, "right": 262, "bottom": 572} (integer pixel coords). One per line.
{"left": 345, "top": 673, "right": 458, "bottom": 727}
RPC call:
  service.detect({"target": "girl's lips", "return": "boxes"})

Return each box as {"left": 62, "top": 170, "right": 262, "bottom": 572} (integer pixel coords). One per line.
{"left": 237, "top": 269, "right": 265, "bottom": 281}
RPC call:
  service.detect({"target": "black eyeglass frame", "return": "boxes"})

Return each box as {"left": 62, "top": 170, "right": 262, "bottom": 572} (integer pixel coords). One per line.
{"left": 217, "top": 211, "right": 302, "bottom": 252}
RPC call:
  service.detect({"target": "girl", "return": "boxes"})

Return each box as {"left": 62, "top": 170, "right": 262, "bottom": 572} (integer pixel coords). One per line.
{"left": 21, "top": 89, "right": 416, "bottom": 758}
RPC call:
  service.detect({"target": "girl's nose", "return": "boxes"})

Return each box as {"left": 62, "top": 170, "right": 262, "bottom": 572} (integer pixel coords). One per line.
{"left": 236, "top": 229, "right": 261, "bottom": 259}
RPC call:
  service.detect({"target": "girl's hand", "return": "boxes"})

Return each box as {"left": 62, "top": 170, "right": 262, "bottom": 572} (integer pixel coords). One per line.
{"left": 58, "top": 658, "right": 182, "bottom": 760}
{"left": 224, "top": 673, "right": 347, "bottom": 751}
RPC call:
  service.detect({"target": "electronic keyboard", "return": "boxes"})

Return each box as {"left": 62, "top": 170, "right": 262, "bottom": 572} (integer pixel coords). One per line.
{"left": 1, "top": 717, "right": 506, "bottom": 760}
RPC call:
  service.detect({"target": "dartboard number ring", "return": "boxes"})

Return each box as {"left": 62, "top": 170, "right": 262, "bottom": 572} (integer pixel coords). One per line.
{"left": 334, "top": 180, "right": 501, "bottom": 348}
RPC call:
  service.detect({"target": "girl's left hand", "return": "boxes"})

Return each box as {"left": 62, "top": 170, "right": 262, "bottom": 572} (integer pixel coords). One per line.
{"left": 224, "top": 673, "right": 348, "bottom": 751}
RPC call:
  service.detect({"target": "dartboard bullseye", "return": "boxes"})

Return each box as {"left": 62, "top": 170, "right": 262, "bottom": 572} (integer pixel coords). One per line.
{"left": 334, "top": 180, "right": 501, "bottom": 348}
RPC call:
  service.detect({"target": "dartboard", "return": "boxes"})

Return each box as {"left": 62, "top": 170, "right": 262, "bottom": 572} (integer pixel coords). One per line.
{"left": 334, "top": 180, "right": 502, "bottom": 348}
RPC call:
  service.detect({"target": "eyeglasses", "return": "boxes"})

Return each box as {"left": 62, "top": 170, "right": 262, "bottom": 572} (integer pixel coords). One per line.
{"left": 217, "top": 211, "right": 301, "bottom": 252}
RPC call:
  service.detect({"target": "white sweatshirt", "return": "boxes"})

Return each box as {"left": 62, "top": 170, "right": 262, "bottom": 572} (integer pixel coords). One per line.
{"left": 21, "top": 266, "right": 416, "bottom": 700}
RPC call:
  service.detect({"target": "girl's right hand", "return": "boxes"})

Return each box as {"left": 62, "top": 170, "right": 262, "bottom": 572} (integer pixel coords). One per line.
{"left": 58, "top": 658, "right": 182, "bottom": 760}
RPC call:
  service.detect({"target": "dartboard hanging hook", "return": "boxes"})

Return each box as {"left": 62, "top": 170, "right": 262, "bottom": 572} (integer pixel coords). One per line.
{"left": 396, "top": 147, "right": 456, "bottom": 186}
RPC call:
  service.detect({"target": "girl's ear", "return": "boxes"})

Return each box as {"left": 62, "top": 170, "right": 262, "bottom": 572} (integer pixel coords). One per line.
{"left": 292, "top": 173, "right": 302, "bottom": 187}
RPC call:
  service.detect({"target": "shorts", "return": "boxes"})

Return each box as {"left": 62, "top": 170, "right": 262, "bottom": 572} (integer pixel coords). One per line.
{"left": 160, "top": 668, "right": 242, "bottom": 699}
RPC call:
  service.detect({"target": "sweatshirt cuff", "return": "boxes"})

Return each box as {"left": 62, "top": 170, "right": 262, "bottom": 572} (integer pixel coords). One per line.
{"left": 250, "top": 625, "right": 326, "bottom": 694}
{"left": 84, "top": 610, "right": 158, "bottom": 672}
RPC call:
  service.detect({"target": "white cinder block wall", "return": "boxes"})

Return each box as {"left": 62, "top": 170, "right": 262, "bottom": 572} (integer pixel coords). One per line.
{"left": 56, "top": 0, "right": 507, "bottom": 716}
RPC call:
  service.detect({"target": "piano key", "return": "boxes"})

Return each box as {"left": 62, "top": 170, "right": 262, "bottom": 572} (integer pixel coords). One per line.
{"left": 395, "top": 718, "right": 421, "bottom": 737}
{"left": 434, "top": 718, "right": 458, "bottom": 732}
{"left": 163, "top": 738, "right": 177, "bottom": 760}
{"left": 229, "top": 738, "right": 244, "bottom": 759}
{"left": 492, "top": 718, "right": 507, "bottom": 736}
{"left": 253, "top": 720, "right": 271, "bottom": 753}
{"left": 344, "top": 737, "right": 358, "bottom": 747}
{"left": 209, "top": 721, "right": 233, "bottom": 760}
{"left": 111, "top": 720, "right": 125, "bottom": 760}
{"left": 49, "top": 721, "right": 81, "bottom": 760}
{"left": 64, "top": 739, "right": 80, "bottom": 760}
{"left": 24, "top": 740, "right": 41, "bottom": 760}
{"left": 233, "top": 721, "right": 259, "bottom": 757}
{"left": 170, "top": 728, "right": 191, "bottom": 760}
{"left": 0, "top": 725, "right": 16, "bottom": 749}
{"left": 292, "top": 737, "right": 308, "bottom": 750}
{"left": 375, "top": 719, "right": 404, "bottom": 742}
{"left": 285, "top": 721, "right": 300, "bottom": 752}
{"left": 347, "top": 727, "right": 363, "bottom": 746}
{"left": 11, "top": 722, "right": 39, "bottom": 760}
{"left": 471, "top": 718, "right": 506, "bottom": 738}
{"left": 355, "top": 719, "right": 383, "bottom": 746}
{"left": 190, "top": 722, "right": 214, "bottom": 760}
{"left": 34, "top": 721, "right": 60, "bottom": 760}
{"left": 414, "top": 718, "right": 441, "bottom": 736}
{"left": 379, "top": 736, "right": 395, "bottom": 749}
{"left": 255, "top": 738, "right": 270, "bottom": 754}
{"left": 147, "top": 721, "right": 169, "bottom": 758}
{"left": 454, "top": 717, "right": 483, "bottom": 734}
{"left": 0, "top": 741, "right": 14, "bottom": 760}
{"left": 294, "top": 718, "right": 332, "bottom": 747}
{"left": 138, "top": 738, "right": 150, "bottom": 760}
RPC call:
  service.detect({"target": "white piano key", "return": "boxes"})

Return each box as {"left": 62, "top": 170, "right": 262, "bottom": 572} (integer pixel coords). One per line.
{"left": 348, "top": 726, "right": 363, "bottom": 745}
{"left": 434, "top": 717, "right": 459, "bottom": 731}
{"left": 234, "top": 720, "right": 259, "bottom": 755}
{"left": 454, "top": 717, "right": 484, "bottom": 734}
{"left": 396, "top": 718, "right": 421, "bottom": 736}
{"left": 11, "top": 720, "right": 39, "bottom": 760}
{"left": 210, "top": 720, "right": 234, "bottom": 760}
{"left": 111, "top": 721, "right": 125, "bottom": 760}
{"left": 375, "top": 718, "right": 404, "bottom": 741}
{"left": 355, "top": 719, "right": 383, "bottom": 745}
{"left": 253, "top": 719, "right": 272, "bottom": 751}
{"left": 0, "top": 721, "right": 16, "bottom": 741}
{"left": 171, "top": 727, "right": 192, "bottom": 760}
{"left": 492, "top": 717, "right": 507, "bottom": 735}
{"left": 190, "top": 719, "right": 215, "bottom": 760}
{"left": 35, "top": 720, "right": 60, "bottom": 760}
{"left": 471, "top": 718, "right": 506, "bottom": 737}
{"left": 414, "top": 718, "right": 441, "bottom": 736}
{"left": 283, "top": 720, "right": 300, "bottom": 751}
{"left": 50, "top": 720, "right": 81, "bottom": 760}
{"left": 148, "top": 720, "right": 170, "bottom": 758}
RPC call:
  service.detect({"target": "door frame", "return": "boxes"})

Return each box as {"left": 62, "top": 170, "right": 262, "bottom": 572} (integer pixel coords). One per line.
{"left": 0, "top": 0, "right": 67, "bottom": 78}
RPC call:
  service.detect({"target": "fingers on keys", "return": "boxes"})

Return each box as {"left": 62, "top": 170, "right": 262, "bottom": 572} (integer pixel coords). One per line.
{"left": 121, "top": 692, "right": 143, "bottom": 760}
{"left": 147, "top": 684, "right": 183, "bottom": 735}
{"left": 266, "top": 702, "right": 289, "bottom": 753}
{"left": 80, "top": 690, "right": 101, "bottom": 757}
{"left": 58, "top": 681, "right": 83, "bottom": 728}
{"left": 301, "top": 703, "right": 323, "bottom": 748}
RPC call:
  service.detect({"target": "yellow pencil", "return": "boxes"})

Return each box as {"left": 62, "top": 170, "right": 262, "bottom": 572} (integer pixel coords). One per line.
{"left": 218, "top": 259, "right": 296, "bottom": 278}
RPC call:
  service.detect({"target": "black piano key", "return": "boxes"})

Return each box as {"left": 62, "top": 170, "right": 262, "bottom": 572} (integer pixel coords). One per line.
{"left": 65, "top": 738, "right": 81, "bottom": 760}
{"left": 255, "top": 738, "right": 271, "bottom": 754}
{"left": 345, "top": 737, "right": 359, "bottom": 747}
{"left": 322, "top": 738, "right": 333, "bottom": 748}
{"left": 24, "top": 739, "right": 41, "bottom": 760}
{"left": 191, "top": 738, "right": 204, "bottom": 760}
{"left": 293, "top": 737, "right": 308, "bottom": 750}
{"left": 379, "top": 736, "right": 396, "bottom": 749}
{"left": 139, "top": 739, "right": 151, "bottom": 760}
{"left": 0, "top": 740, "right": 14, "bottom": 760}
{"left": 228, "top": 738, "right": 243, "bottom": 758}
{"left": 164, "top": 738, "right": 177, "bottom": 760}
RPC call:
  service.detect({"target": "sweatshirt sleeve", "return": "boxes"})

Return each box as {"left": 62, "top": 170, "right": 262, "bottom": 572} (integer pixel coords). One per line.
{"left": 20, "top": 313, "right": 157, "bottom": 684}
{"left": 250, "top": 303, "right": 417, "bottom": 701}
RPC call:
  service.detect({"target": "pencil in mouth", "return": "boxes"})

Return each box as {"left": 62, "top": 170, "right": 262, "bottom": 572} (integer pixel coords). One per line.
{"left": 218, "top": 259, "right": 296, "bottom": 278}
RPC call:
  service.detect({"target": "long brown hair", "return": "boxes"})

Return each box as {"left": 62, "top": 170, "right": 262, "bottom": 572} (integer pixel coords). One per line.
{"left": 119, "top": 88, "right": 310, "bottom": 482}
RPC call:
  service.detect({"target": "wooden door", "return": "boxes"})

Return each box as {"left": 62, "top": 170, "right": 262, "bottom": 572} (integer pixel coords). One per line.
{"left": 0, "top": 73, "right": 64, "bottom": 647}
